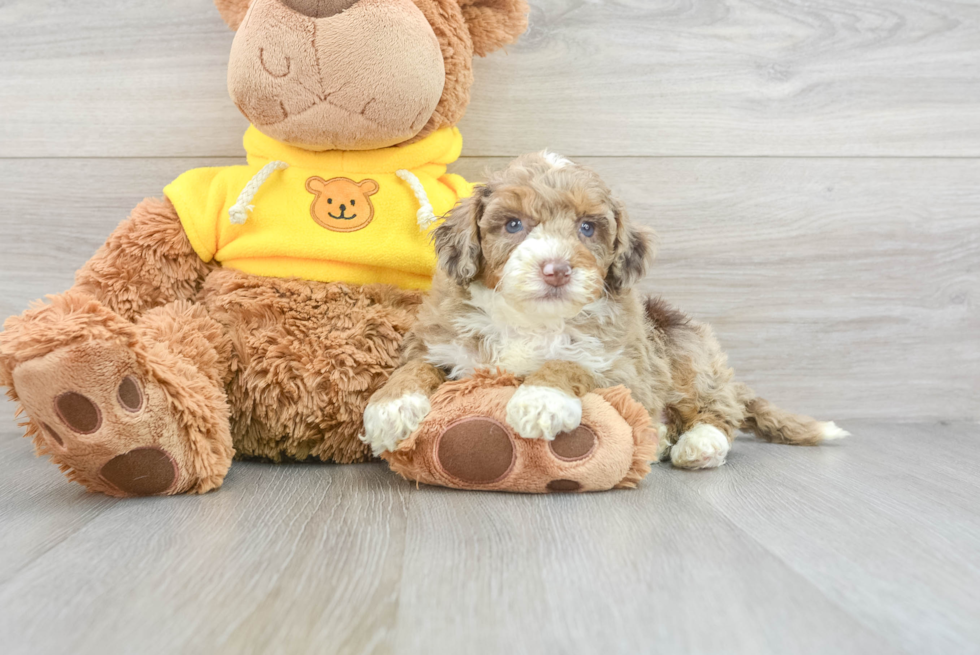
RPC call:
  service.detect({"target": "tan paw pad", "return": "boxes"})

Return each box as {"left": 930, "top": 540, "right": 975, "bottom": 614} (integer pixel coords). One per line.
{"left": 54, "top": 392, "right": 102, "bottom": 434}
{"left": 546, "top": 479, "right": 582, "bottom": 493}
{"left": 549, "top": 426, "right": 597, "bottom": 461}
{"left": 436, "top": 418, "right": 515, "bottom": 485}
{"left": 117, "top": 376, "right": 144, "bottom": 413}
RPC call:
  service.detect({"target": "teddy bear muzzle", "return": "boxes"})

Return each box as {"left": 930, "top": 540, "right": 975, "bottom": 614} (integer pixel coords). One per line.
{"left": 228, "top": 0, "right": 447, "bottom": 151}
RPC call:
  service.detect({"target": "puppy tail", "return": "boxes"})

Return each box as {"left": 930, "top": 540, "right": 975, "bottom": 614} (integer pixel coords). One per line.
{"left": 737, "top": 385, "right": 849, "bottom": 446}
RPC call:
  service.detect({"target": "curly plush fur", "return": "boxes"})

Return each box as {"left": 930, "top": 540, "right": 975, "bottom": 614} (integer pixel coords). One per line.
{"left": 0, "top": 198, "right": 424, "bottom": 495}
{"left": 201, "top": 268, "right": 423, "bottom": 463}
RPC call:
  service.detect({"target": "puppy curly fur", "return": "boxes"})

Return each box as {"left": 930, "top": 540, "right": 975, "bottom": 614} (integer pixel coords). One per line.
{"left": 365, "top": 153, "right": 847, "bottom": 467}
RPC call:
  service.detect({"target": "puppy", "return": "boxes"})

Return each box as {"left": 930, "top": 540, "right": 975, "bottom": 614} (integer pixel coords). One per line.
{"left": 362, "top": 152, "right": 847, "bottom": 468}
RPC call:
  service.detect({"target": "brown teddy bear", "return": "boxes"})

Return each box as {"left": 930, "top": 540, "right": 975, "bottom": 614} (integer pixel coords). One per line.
{"left": 0, "top": 0, "right": 529, "bottom": 497}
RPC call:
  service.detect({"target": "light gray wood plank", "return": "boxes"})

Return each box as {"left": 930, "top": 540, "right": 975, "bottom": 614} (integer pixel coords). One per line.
{"left": 3, "top": 156, "right": 975, "bottom": 420}
{"left": 0, "top": 157, "right": 237, "bottom": 314}
{"left": 0, "top": 402, "right": 118, "bottom": 586}
{"left": 0, "top": 0, "right": 247, "bottom": 158}
{"left": 462, "top": 0, "right": 980, "bottom": 157}
{"left": 0, "top": 420, "right": 411, "bottom": 654}
{"left": 3, "top": 412, "right": 980, "bottom": 654}
{"left": 675, "top": 422, "right": 980, "bottom": 655}
{"left": 390, "top": 476, "right": 901, "bottom": 655}
{"left": 1, "top": 1, "right": 979, "bottom": 158}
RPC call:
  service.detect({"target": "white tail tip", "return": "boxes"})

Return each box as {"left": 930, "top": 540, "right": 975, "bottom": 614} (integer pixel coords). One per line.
{"left": 819, "top": 421, "right": 850, "bottom": 441}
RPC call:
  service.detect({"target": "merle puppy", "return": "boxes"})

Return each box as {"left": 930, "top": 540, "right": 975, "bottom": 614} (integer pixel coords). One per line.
{"left": 362, "top": 153, "right": 847, "bottom": 468}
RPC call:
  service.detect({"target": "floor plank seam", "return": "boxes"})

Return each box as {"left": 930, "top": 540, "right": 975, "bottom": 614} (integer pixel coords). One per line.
{"left": 666, "top": 465, "right": 920, "bottom": 655}
{"left": 212, "top": 467, "right": 335, "bottom": 647}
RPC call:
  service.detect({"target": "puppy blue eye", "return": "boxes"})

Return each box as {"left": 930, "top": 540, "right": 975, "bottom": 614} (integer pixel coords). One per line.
{"left": 580, "top": 221, "right": 596, "bottom": 237}
{"left": 505, "top": 219, "right": 524, "bottom": 234}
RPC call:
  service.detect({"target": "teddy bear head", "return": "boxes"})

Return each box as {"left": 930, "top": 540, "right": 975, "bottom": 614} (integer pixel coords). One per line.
{"left": 214, "top": 0, "right": 529, "bottom": 151}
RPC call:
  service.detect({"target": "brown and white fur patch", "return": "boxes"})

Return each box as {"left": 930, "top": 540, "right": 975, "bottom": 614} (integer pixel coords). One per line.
{"left": 363, "top": 152, "right": 847, "bottom": 465}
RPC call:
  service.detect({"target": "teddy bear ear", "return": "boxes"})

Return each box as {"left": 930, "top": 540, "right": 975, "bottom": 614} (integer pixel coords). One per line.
{"left": 458, "top": 0, "right": 530, "bottom": 57}
{"left": 358, "top": 179, "right": 380, "bottom": 196}
{"left": 214, "top": 0, "right": 252, "bottom": 31}
{"left": 306, "top": 176, "right": 327, "bottom": 193}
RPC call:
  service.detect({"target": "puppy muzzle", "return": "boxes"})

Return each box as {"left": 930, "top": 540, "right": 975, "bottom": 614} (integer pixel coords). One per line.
{"left": 498, "top": 235, "right": 602, "bottom": 318}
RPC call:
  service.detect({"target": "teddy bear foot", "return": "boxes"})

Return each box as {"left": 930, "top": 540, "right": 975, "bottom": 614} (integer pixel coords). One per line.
{"left": 382, "top": 371, "right": 659, "bottom": 493}
{"left": 432, "top": 416, "right": 598, "bottom": 492}
{"left": 2, "top": 295, "right": 235, "bottom": 496}
{"left": 14, "top": 342, "right": 181, "bottom": 496}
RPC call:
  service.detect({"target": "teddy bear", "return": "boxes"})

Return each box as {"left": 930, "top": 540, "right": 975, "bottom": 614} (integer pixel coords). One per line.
{"left": 0, "top": 0, "right": 532, "bottom": 497}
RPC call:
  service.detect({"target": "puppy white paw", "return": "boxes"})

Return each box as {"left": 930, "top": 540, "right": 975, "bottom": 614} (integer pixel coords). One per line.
{"left": 505, "top": 385, "right": 582, "bottom": 441}
{"left": 671, "top": 424, "right": 730, "bottom": 469}
{"left": 361, "top": 393, "right": 431, "bottom": 456}
{"left": 818, "top": 421, "right": 850, "bottom": 441}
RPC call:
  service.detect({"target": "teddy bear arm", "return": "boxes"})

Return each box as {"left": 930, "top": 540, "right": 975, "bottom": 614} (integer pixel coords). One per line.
{"left": 383, "top": 372, "right": 657, "bottom": 493}
{"left": 73, "top": 197, "right": 215, "bottom": 322}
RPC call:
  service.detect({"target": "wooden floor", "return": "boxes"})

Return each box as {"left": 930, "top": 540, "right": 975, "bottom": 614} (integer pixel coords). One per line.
{"left": 1, "top": 0, "right": 979, "bottom": 653}
{"left": 1, "top": 403, "right": 978, "bottom": 655}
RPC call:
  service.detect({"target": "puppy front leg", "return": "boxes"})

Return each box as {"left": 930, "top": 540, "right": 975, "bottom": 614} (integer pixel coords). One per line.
{"left": 361, "top": 360, "right": 445, "bottom": 456}
{"left": 506, "top": 361, "right": 596, "bottom": 440}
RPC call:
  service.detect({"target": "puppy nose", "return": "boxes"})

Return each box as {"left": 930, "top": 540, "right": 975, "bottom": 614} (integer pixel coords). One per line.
{"left": 542, "top": 261, "right": 572, "bottom": 287}
{"left": 339, "top": 204, "right": 346, "bottom": 212}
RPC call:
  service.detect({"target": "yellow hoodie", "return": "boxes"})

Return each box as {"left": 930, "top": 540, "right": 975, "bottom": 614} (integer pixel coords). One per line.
{"left": 164, "top": 126, "right": 471, "bottom": 290}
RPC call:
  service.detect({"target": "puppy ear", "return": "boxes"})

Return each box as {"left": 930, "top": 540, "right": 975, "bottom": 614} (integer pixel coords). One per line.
{"left": 214, "top": 0, "right": 252, "bottom": 30}
{"left": 459, "top": 0, "right": 530, "bottom": 57}
{"left": 606, "top": 200, "right": 655, "bottom": 293}
{"left": 433, "top": 186, "right": 488, "bottom": 285}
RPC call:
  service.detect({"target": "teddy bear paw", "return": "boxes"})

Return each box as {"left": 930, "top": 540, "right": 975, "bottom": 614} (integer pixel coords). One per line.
{"left": 10, "top": 337, "right": 230, "bottom": 496}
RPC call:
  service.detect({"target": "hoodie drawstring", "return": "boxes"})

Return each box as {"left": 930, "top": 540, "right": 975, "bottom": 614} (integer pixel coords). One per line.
{"left": 396, "top": 169, "right": 438, "bottom": 230}
{"left": 229, "top": 160, "right": 289, "bottom": 224}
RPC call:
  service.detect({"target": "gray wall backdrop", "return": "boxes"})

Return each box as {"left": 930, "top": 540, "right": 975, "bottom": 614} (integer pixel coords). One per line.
{"left": 1, "top": 0, "right": 977, "bottom": 421}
